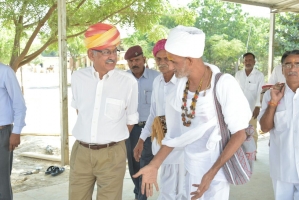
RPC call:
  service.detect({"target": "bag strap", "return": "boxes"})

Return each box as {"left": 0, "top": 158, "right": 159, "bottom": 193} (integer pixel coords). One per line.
{"left": 213, "top": 73, "right": 230, "bottom": 147}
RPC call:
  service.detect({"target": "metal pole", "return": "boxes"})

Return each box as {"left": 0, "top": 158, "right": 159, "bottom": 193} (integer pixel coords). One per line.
{"left": 58, "top": 0, "right": 69, "bottom": 165}
{"left": 268, "top": 12, "right": 275, "bottom": 82}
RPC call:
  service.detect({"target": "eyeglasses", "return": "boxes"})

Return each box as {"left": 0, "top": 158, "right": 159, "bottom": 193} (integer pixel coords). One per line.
{"left": 93, "top": 48, "right": 120, "bottom": 56}
{"left": 282, "top": 63, "right": 299, "bottom": 69}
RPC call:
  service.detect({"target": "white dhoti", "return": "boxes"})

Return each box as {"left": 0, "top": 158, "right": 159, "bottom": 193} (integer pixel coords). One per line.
{"left": 272, "top": 179, "right": 299, "bottom": 200}
{"left": 158, "top": 163, "right": 187, "bottom": 200}
{"left": 185, "top": 171, "right": 230, "bottom": 200}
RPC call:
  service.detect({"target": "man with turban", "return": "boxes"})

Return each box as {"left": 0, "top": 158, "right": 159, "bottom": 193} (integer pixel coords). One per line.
{"left": 69, "top": 22, "right": 139, "bottom": 200}
{"left": 124, "top": 45, "right": 159, "bottom": 200}
{"left": 133, "top": 39, "right": 186, "bottom": 200}
{"left": 133, "top": 25, "right": 252, "bottom": 199}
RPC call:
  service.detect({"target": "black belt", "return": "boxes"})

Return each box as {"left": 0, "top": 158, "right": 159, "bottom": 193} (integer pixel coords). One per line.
{"left": 137, "top": 121, "right": 146, "bottom": 126}
{"left": 0, "top": 124, "right": 12, "bottom": 130}
{"left": 78, "top": 141, "right": 117, "bottom": 150}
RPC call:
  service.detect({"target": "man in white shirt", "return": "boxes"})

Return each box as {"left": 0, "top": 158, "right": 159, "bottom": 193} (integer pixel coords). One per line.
{"left": 69, "top": 23, "right": 138, "bottom": 200}
{"left": 133, "top": 26, "right": 251, "bottom": 200}
{"left": 235, "top": 52, "right": 264, "bottom": 151}
{"left": 125, "top": 45, "right": 160, "bottom": 200}
{"left": 259, "top": 50, "right": 299, "bottom": 200}
{"left": 133, "top": 39, "right": 186, "bottom": 200}
{"left": 268, "top": 65, "right": 286, "bottom": 84}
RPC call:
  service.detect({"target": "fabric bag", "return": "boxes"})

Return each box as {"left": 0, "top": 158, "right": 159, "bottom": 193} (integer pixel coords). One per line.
{"left": 213, "top": 73, "right": 256, "bottom": 185}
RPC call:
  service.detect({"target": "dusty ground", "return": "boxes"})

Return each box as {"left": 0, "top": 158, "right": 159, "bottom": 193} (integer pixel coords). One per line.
{"left": 12, "top": 68, "right": 74, "bottom": 193}
{"left": 12, "top": 135, "right": 75, "bottom": 193}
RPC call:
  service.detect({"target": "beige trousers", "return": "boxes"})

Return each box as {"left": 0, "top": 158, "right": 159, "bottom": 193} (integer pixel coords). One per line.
{"left": 249, "top": 117, "right": 258, "bottom": 149}
{"left": 69, "top": 140, "right": 126, "bottom": 200}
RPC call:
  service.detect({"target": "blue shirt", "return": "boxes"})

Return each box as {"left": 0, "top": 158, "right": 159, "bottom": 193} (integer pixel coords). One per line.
{"left": 128, "top": 68, "right": 160, "bottom": 121}
{"left": 0, "top": 63, "right": 26, "bottom": 134}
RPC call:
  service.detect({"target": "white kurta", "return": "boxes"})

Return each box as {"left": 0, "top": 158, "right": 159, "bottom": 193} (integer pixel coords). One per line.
{"left": 163, "top": 64, "right": 252, "bottom": 199}
{"left": 140, "top": 74, "right": 186, "bottom": 199}
{"left": 235, "top": 68, "right": 265, "bottom": 112}
{"left": 268, "top": 65, "right": 286, "bottom": 84}
{"left": 258, "top": 85, "right": 299, "bottom": 183}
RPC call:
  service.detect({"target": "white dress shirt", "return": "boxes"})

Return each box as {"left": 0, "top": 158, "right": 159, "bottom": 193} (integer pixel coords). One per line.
{"left": 163, "top": 64, "right": 252, "bottom": 181}
{"left": 235, "top": 68, "right": 265, "bottom": 112}
{"left": 127, "top": 68, "right": 160, "bottom": 121}
{"left": 140, "top": 74, "right": 183, "bottom": 164}
{"left": 258, "top": 85, "right": 299, "bottom": 183}
{"left": 71, "top": 67, "right": 139, "bottom": 144}
{"left": 0, "top": 63, "right": 26, "bottom": 134}
{"left": 268, "top": 65, "right": 286, "bottom": 84}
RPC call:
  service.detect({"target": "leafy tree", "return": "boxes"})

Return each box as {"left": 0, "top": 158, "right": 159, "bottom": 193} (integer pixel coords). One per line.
{"left": 275, "top": 12, "right": 299, "bottom": 55}
{"left": 0, "top": 0, "right": 167, "bottom": 71}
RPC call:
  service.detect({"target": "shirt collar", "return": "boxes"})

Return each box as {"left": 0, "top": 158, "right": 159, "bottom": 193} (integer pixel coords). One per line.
{"left": 91, "top": 66, "right": 115, "bottom": 80}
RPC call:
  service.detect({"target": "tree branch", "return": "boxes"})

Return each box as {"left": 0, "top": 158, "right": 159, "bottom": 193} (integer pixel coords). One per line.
{"left": 12, "top": 3, "right": 58, "bottom": 68}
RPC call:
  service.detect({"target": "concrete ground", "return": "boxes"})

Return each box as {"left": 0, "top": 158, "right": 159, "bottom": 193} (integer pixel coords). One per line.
{"left": 14, "top": 135, "right": 274, "bottom": 200}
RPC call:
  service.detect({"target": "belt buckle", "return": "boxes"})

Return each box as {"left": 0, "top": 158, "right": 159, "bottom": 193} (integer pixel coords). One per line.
{"left": 138, "top": 122, "right": 144, "bottom": 126}
{"left": 88, "top": 143, "right": 97, "bottom": 149}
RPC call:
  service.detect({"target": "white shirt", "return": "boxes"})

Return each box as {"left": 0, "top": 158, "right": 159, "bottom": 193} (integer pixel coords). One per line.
{"left": 235, "top": 68, "right": 265, "bottom": 112}
{"left": 71, "top": 67, "right": 139, "bottom": 144}
{"left": 163, "top": 64, "right": 252, "bottom": 181}
{"left": 140, "top": 74, "right": 183, "bottom": 164}
{"left": 258, "top": 85, "right": 299, "bottom": 183}
{"left": 268, "top": 65, "right": 286, "bottom": 84}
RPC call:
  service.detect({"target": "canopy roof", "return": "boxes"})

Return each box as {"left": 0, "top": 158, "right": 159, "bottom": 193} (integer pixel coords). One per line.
{"left": 221, "top": 0, "right": 299, "bottom": 13}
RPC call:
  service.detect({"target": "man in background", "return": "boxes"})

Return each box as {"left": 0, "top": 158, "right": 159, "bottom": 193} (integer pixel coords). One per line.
{"left": 235, "top": 52, "right": 264, "bottom": 153}
{"left": 0, "top": 63, "right": 26, "bottom": 200}
{"left": 125, "top": 45, "right": 159, "bottom": 200}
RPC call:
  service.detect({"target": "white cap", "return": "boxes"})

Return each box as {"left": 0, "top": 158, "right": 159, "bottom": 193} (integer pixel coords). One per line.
{"left": 165, "top": 25, "right": 205, "bottom": 58}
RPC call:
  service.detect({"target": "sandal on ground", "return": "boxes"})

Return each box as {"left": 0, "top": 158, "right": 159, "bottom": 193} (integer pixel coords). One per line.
{"left": 51, "top": 167, "right": 65, "bottom": 176}
{"left": 45, "top": 166, "right": 57, "bottom": 175}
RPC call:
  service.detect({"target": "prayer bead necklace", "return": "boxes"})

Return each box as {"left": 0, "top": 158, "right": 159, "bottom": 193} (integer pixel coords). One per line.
{"left": 181, "top": 67, "right": 207, "bottom": 127}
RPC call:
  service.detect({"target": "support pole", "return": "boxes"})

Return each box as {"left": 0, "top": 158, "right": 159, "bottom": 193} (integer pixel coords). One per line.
{"left": 268, "top": 12, "right": 275, "bottom": 82}
{"left": 58, "top": 0, "right": 69, "bottom": 165}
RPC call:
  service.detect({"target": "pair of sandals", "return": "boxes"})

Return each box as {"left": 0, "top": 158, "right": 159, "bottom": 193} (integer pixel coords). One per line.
{"left": 45, "top": 166, "right": 65, "bottom": 176}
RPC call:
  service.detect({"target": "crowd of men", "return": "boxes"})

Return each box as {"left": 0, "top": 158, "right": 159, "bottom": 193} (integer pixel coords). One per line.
{"left": 1, "top": 21, "right": 299, "bottom": 200}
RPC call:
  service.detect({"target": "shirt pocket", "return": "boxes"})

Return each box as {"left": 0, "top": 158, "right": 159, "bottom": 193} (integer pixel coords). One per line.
{"left": 248, "top": 82, "right": 257, "bottom": 91}
{"left": 273, "top": 110, "right": 287, "bottom": 132}
{"left": 144, "top": 90, "right": 152, "bottom": 104}
{"left": 105, "top": 98, "right": 124, "bottom": 120}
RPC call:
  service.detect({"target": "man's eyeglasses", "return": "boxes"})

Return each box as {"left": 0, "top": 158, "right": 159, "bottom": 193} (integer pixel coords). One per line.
{"left": 93, "top": 48, "right": 120, "bottom": 56}
{"left": 282, "top": 63, "right": 299, "bottom": 69}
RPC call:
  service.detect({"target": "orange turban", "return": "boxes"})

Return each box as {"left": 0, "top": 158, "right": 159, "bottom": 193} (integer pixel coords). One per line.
{"left": 84, "top": 23, "right": 120, "bottom": 50}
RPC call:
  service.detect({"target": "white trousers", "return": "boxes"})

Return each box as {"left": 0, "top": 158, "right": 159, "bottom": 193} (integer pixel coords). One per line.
{"left": 157, "top": 163, "right": 187, "bottom": 200}
{"left": 272, "top": 179, "right": 299, "bottom": 200}
{"left": 185, "top": 171, "right": 230, "bottom": 200}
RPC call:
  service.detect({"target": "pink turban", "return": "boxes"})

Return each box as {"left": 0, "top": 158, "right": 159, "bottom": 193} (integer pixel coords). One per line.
{"left": 84, "top": 23, "right": 120, "bottom": 50}
{"left": 152, "top": 39, "right": 167, "bottom": 57}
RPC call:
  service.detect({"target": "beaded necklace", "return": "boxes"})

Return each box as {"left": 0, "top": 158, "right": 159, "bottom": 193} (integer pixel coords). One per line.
{"left": 181, "top": 67, "right": 207, "bottom": 127}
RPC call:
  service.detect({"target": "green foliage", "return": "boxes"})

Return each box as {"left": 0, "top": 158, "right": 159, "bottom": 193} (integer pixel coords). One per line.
{"left": 275, "top": 12, "right": 299, "bottom": 55}
{"left": 0, "top": 0, "right": 168, "bottom": 71}
{"left": 205, "top": 34, "right": 245, "bottom": 74}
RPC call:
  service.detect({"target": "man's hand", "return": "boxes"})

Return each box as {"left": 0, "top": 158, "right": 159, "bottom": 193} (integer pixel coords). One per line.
{"left": 190, "top": 170, "right": 215, "bottom": 199}
{"left": 270, "top": 83, "right": 285, "bottom": 103}
{"left": 252, "top": 107, "right": 260, "bottom": 119}
{"left": 133, "top": 163, "right": 159, "bottom": 197}
{"left": 133, "top": 139, "right": 144, "bottom": 162}
{"left": 9, "top": 133, "right": 20, "bottom": 151}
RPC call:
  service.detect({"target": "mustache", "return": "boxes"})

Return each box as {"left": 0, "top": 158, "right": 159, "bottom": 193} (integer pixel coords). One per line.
{"left": 288, "top": 71, "right": 298, "bottom": 76}
{"left": 158, "top": 64, "right": 168, "bottom": 68}
{"left": 105, "top": 59, "right": 115, "bottom": 64}
{"left": 132, "top": 65, "right": 139, "bottom": 69}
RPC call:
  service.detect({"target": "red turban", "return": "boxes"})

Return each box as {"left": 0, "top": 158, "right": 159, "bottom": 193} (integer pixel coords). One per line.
{"left": 152, "top": 39, "right": 167, "bottom": 57}
{"left": 84, "top": 23, "right": 120, "bottom": 50}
